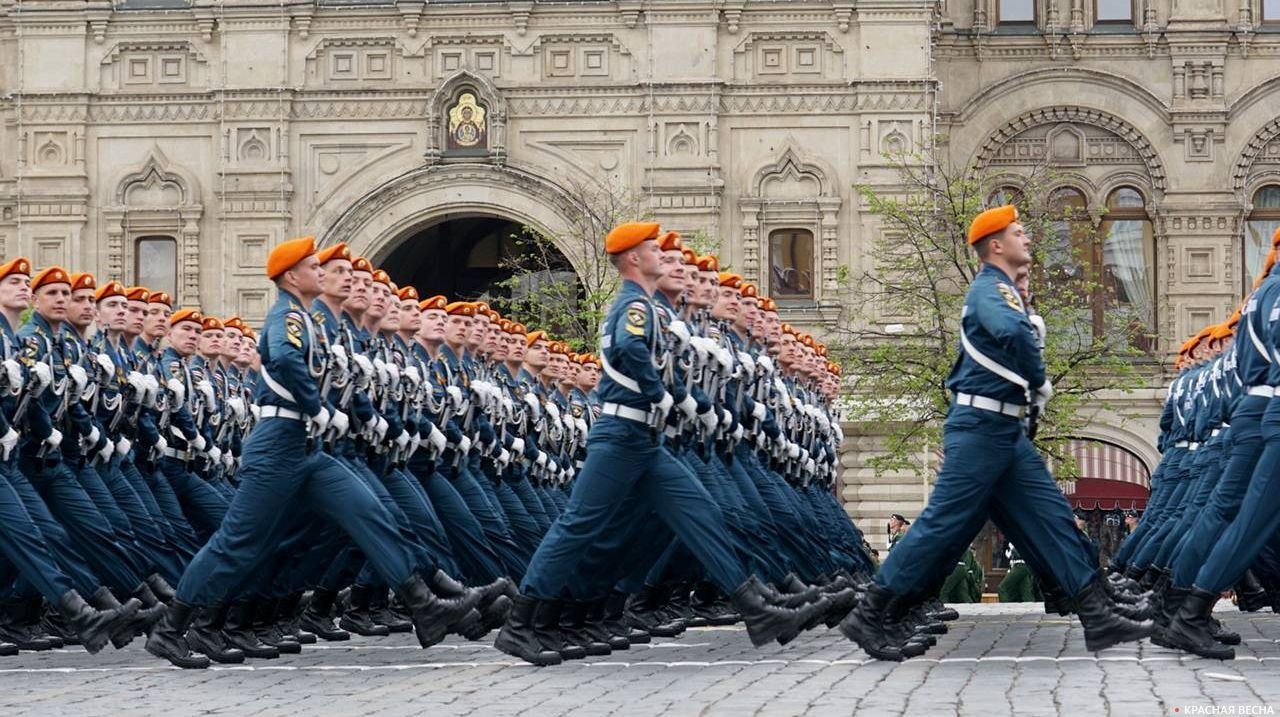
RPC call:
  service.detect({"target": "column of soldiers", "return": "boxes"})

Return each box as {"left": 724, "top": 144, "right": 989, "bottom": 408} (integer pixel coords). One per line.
{"left": 1103, "top": 226, "right": 1280, "bottom": 661}
{"left": 0, "top": 223, "right": 872, "bottom": 668}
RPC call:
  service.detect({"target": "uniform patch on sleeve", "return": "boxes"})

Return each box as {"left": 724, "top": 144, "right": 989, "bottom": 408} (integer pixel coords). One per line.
{"left": 624, "top": 301, "right": 647, "bottom": 337}
{"left": 996, "top": 283, "right": 1024, "bottom": 312}
{"left": 168, "top": 360, "right": 182, "bottom": 378}
{"left": 285, "top": 312, "right": 305, "bottom": 349}
{"left": 20, "top": 337, "right": 38, "bottom": 366}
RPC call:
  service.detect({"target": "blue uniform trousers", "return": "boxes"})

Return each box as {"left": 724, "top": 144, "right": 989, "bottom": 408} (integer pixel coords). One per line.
{"left": 1155, "top": 436, "right": 1227, "bottom": 568}
{"left": 410, "top": 463, "right": 507, "bottom": 584}
{"left": 876, "top": 407, "right": 1098, "bottom": 598}
{"left": 522, "top": 417, "right": 748, "bottom": 599}
{"left": 1131, "top": 452, "right": 1199, "bottom": 569}
{"left": 175, "top": 418, "right": 419, "bottom": 607}
{"left": 446, "top": 463, "right": 527, "bottom": 580}
{"left": 1111, "top": 453, "right": 1179, "bottom": 568}
{"left": 0, "top": 463, "right": 78, "bottom": 601}
{"left": 158, "top": 457, "right": 229, "bottom": 542}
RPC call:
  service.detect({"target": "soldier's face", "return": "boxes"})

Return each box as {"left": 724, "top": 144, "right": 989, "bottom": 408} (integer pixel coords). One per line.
{"left": 69, "top": 289, "right": 97, "bottom": 329}
{"left": 236, "top": 339, "right": 256, "bottom": 368}
{"left": 467, "top": 316, "right": 488, "bottom": 349}
{"left": 289, "top": 255, "right": 324, "bottom": 299}
{"left": 505, "top": 333, "right": 526, "bottom": 363}
{"left": 738, "top": 297, "right": 758, "bottom": 328}
{"left": 34, "top": 283, "right": 70, "bottom": 322}
{"left": 419, "top": 309, "right": 446, "bottom": 342}
{"left": 379, "top": 300, "right": 401, "bottom": 332}
{"left": 365, "top": 283, "right": 389, "bottom": 321}
{"left": 222, "top": 330, "right": 242, "bottom": 360}
{"left": 200, "top": 328, "right": 223, "bottom": 356}
{"left": 525, "top": 340, "right": 548, "bottom": 370}
{"left": 399, "top": 302, "right": 421, "bottom": 333}
{"left": 346, "top": 271, "right": 372, "bottom": 312}
{"left": 657, "top": 250, "right": 686, "bottom": 295}
{"left": 445, "top": 314, "right": 472, "bottom": 346}
{"left": 577, "top": 363, "right": 599, "bottom": 391}
{"left": 321, "top": 259, "right": 353, "bottom": 301}
{"left": 998, "top": 223, "right": 1032, "bottom": 267}
{"left": 712, "top": 286, "right": 739, "bottom": 321}
{"left": 0, "top": 274, "right": 31, "bottom": 313}
{"left": 143, "top": 304, "right": 171, "bottom": 340}
{"left": 98, "top": 295, "right": 129, "bottom": 333}
{"left": 546, "top": 354, "right": 565, "bottom": 380}
{"left": 637, "top": 240, "right": 663, "bottom": 281}
{"left": 699, "top": 270, "right": 718, "bottom": 306}
{"left": 124, "top": 300, "right": 146, "bottom": 335}
{"left": 488, "top": 335, "right": 508, "bottom": 362}
{"left": 561, "top": 363, "right": 579, "bottom": 386}
{"left": 171, "top": 321, "right": 201, "bottom": 355}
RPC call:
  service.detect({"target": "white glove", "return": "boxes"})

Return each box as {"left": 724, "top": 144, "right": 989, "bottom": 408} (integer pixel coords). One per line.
{"left": 497, "top": 448, "right": 511, "bottom": 465}
{"left": 385, "top": 363, "right": 401, "bottom": 389}
{"left": 1029, "top": 313, "right": 1047, "bottom": 347}
{"left": 787, "top": 442, "right": 801, "bottom": 459}
{"left": 720, "top": 408, "right": 732, "bottom": 427}
{"left": 30, "top": 363, "right": 52, "bottom": 393}
{"left": 330, "top": 344, "right": 349, "bottom": 373}
{"left": 574, "top": 418, "right": 587, "bottom": 436}
{"left": 446, "top": 385, "right": 464, "bottom": 409}
{"left": 46, "top": 428, "right": 63, "bottom": 449}
{"left": 690, "top": 336, "right": 714, "bottom": 360}
{"left": 510, "top": 437, "right": 525, "bottom": 455}
{"left": 737, "top": 352, "right": 756, "bottom": 377}
{"left": 126, "top": 370, "right": 147, "bottom": 398}
{"left": 698, "top": 409, "right": 718, "bottom": 433}
{"left": 535, "top": 450, "right": 548, "bottom": 467}
{"left": 458, "top": 435, "right": 472, "bottom": 455}
{"left": 1035, "top": 380, "right": 1054, "bottom": 409}
{"left": 501, "top": 395, "right": 514, "bottom": 416}
{"left": 394, "top": 430, "right": 410, "bottom": 451}
{"left": 96, "top": 439, "right": 114, "bottom": 464}
{"left": 141, "top": 374, "right": 159, "bottom": 407}
{"left": 804, "top": 458, "right": 816, "bottom": 475}
{"left": 155, "top": 435, "right": 168, "bottom": 455}
{"left": 545, "top": 402, "right": 561, "bottom": 423}
{"left": 407, "top": 433, "right": 421, "bottom": 458}
{"left": 329, "top": 409, "right": 350, "bottom": 438}
{"left": 372, "top": 358, "right": 390, "bottom": 385}
{"left": 116, "top": 436, "right": 132, "bottom": 457}
{"left": 221, "top": 451, "right": 234, "bottom": 469}
{"left": 207, "top": 445, "right": 222, "bottom": 465}
{"left": 0, "top": 427, "right": 18, "bottom": 460}
{"left": 667, "top": 320, "right": 692, "bottom": 348}
{"left": 166, "top": 378, "right": 186, "bottom": 405}
{"left": 403, "top": 365, "right": 421, "bottom": 387}
{"left": 192, "top": 434, "right": 207, "bottom": 452}
{"left": 655, "top": 392, "right": 674, "bottom": 417}
{"left": 68, "top": 366, "right": 90, "bottom": 394}
{"left": 196, "top": 379, "right": 216, "bottom": 405}
{"left": 309, "top": 406, "right": 331, "bottom": 434}
{"left": 1, "top": 359, "right": 21, "bottom": 391}
{"left": 94, "top": 352, "right": 115, "bottom": 377}
{"left": 547, "top": 458, "right": 559, "bottom": 474}
{"left": 522, "top": 392, "right": 542, "bottom": 419}
{"left": 677, "top": 394, "right": 699, "bottom": 420}
{"left": 757, "top": 355, "right": 775, "bottom": 375}
{"left": 751, "top": 401, "right": 767, "bottom": 422}
{"left": 426, "top": 424, "right": 447, "bottom": 454}
{"left": 731, "top": 424, "right": 744, "bottom": 441}
{"left": 352, "top": 354, "right": 375, "bottom": 387}
{"left": 227, "top": 396, "right": 246, "bottom": 421}
{"left": 372, "top": 416, "right": 389, "bottom": 442}
{"left": 83, "top": 426, "right": 100, "bottom": 450}
{"left": 715, "top": 348, "right": 733, "bottom": 373}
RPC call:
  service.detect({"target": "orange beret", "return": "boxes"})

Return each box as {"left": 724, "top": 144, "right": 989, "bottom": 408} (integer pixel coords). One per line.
{"left": 605, "top": 222, "right": 661, "bottom": 255}
{"left": 371, "top": 269, "right": 392, "bottom": 287}
{"left": 397, "top": 286, "right": 419, "bottom": 302}
{"left": 968, "top": 205, "right": 1019, "bottom": 245}
{"left": 1271, "top": 227, "right": 1280, "bottom": 248}
{"left": 170, "top": 308, "right": 203, "bottom": 327}
{"left": 781, "top": 322, "right": 795, "bottom": 335}
{"left": 657, "top": 231, "right": 683, "bottom": 252}
{"left": 830, "top": 363, "right": 842, "bottom": 376}
{"left": 223, "top": 316, "right": 247, "bottom": 333}
{"left": 1210, "top": 323, "right": 1234, "bottom": 341}
{"left": 799, "top": 333, "right": 815, "bottom": 348}
{"left": 816, "top": 344, "right": 828, "bottom": 357}
{"left": 316, "top": 242, "right": 352, "bottom": 265}
{"left": 445, "top": 301, "right": 475, "bottom": 317}
{"left": 681, "top": 247, "right": 698, "bottom": 265}
{"left": 201, "top": 316, "right": 224, "bottom": 332}
{"left": 148, "top": 290, "right": 172, "bottom": 307}
{"left": 94, "top": 280, "right": 127, "bottom": 303}
{"left": 696, "top": 255, "right": 719, "bottom": 273}
{"left": 419, "top": 295, "right": 448, "bottom": 312}
{"left": 548, "top": 340, "right": 567, "bottom": 355}
{"left": 31, "top": 266, "right": 71, "bottom": 292}
{"left": 242, "top": 327, "right": 257, "bottom": 342}
{"left": 526, "top": 330, "right": 548, "bottom": 347}
{"left": 473, "top": 301, "right": 490, "bottom": 314}
{"left": 577, "top": 353, "right": 596, "bottom": 365}
{"left": 70, "top": 272, "right": 96, "bottom": 293}
{"left": 482, "top": 308, "right": 500, "bottom": 322}
{"left": 126, "top": 286, "right": 151, "bottom": 303}
{"left": 759, "top": 297, "right": 777, "bottom": 312}
{"left": 1228, "top": 308, "right": 1242, "bottom": 328}
{"left": 740, "top": 283, "right": 758, "bottom": 299}
{"left": 351, "top": 257, "right": 373, "bottom": 274}
{"left": 719, "top": 273, "right": 743, "bottom": 289}
{"left": 507, "top": 322, "right": 527, "bottom": 335}
{"left": 0, "top": 257, "right": 31, "bottom": 281}
{"left": 267, "top": 236, "right": 317, "bottom": 280}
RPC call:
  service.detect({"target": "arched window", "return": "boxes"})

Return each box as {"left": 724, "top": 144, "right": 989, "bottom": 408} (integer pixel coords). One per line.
{"left": 136, "top": 236, "right": 177, "bottom": 296}
{"left": 1100, "top": 187, "right": 1155, "bottom": 352}
{"left": 1040, "top": 187, "right": 1094, "bottom": 351}
{"left": 986, "top": 185, "right": 1024, "bottom": 208}
{"left": 1245, "top": 185, "right": 1280, "bottom": 292}
{"left": 768, "top": 228, "right": 814, "bottom": 299}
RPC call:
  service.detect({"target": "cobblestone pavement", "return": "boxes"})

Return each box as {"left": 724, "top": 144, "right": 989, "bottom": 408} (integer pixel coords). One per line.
{"left": 4, "top": 603, "right": 1280, "bottom": 716}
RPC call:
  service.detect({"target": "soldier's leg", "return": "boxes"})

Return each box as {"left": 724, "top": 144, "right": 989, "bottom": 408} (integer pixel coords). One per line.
{"left": 508, "top": 474, "right": 552, "bottom": 535}
{"left": 415, "top": 467, "right": 507, "bottom": 583}
{"left": 159, "top": 458, "right": 229, "bottom": 542}
{"left": 380, "top": 467, "right": 461, "bottom": 577}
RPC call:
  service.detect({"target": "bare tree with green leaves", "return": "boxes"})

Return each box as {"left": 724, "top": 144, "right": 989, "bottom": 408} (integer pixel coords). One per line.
{"left": 839, "top": 147, "right": 1151, "bottom": 480}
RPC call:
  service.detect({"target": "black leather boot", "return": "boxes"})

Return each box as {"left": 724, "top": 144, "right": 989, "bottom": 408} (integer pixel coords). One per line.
{"left": 1042, "top": 583, "right": 1074, "bottom": 616}
{"left": 427, "top": 572, "right": 509, "bottom": 637}
{"left": 731, "top": 575, "right": 829, "bottom": 648}
{"left": 625, "top": 586, "right": 683, "bottom": 638}
{"left": 186, "top": 606, "right": 246, "bottom": 664}
{"left": 1163, "top": 587, "right": 1234, "bottom": 659}
{"left": 133, "top": 583, "right": 169, "bottom": 630}
{"left": 58, "top": 590, "right": 141, "bottom": 655}
{"left": 222, "top": 601, "right": 280, "bottom": 659}
{"left": 1209, "top": 615, "right": 1241, "bottom": 645}
{"left": 821, "top": 587, "right": 860, "bottom": 629}
{"left": 395, "top": 571, "right": 481, "bottom": 649}
{"left": 1149, "top": 585, "right": 1187, "bottom": 649}
{"left": 146, "top": 574, "right": 176, "bottom": 603}
{"left": 38, "top": 602, "right": 81, "bottom": 646}
{"left": 558, "top": 600, "right": 611, "bottom": 656}
{"left": 691, "top": 582, "right": 739, "bottom": 626}
{"left": 1123, "top": 564, "right": 1145, "bottom": 584}
{"left": 0, "top": 640, "right": 14, "bottom": 656}
{"left": 1235, "top": 570, "right": 1269, "bottom": 612}
{"left": 252, "top": 598, "right": 302, "bottom": 654}
{"left": 0, "top": 601, "right": 54, "bottom": 652}
{"left": 838, "top": 583, "right": 905, "bottom": 661}
{"left": 299, "top": 589, "right": 350, "bottom": 641}
{"left": 924, "top": 597, "right": 959, "bottom": 622}
{"left": 1072, "top": 580, "right": 1153, "bottom": 652}
{"left": 605, "top": 591, "right": 650, "bottom": 644}
{"left": 493, "top": 595, "right": 562, "bottom": 666}
{"left": 759, "top": 581, "right": 823, "bottom": 608}
{"left": 537, "top": 600, "right": 587, "bottom": 660}
{"left": 339, "top": 585, "right": 391, "bottom": 637}
{"left": 276, "top": 593, "right": 316, "bottom": 644}
{"left": 144, "top": 601, "right": 211, "bottom": 668}
{"left": 583, "top": 598, "right": 630, "bottom": 651}
{"left": 13, "top": 598, "right": 61, "bottom": 649}
{"left": 89, "top": 587, "right": 150, "bottom": 649}
{"left": 368, "top": 589, "right": 413, "bottom": 633}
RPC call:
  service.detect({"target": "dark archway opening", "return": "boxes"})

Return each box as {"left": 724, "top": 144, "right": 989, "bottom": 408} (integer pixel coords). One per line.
{"left": 379, "top": 213, "right": 576, "bottom": 307}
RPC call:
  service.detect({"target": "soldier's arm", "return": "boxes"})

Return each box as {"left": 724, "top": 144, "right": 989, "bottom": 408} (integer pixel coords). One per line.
{"left": 265, "top": 310, "right": 323, "bottom": 418}
{"left": 970, "top": 284, "right": 1047, "bottom": 390}
{"left": 612, "top": 300, "right": 667, "bottom": 404}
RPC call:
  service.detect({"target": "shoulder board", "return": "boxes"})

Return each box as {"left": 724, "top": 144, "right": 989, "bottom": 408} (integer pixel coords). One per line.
{"left": 168, "top": 360, "right": 181, "bottom": 377}
{"left": 995, "top": 282, "right": 1024, "bottom": 311}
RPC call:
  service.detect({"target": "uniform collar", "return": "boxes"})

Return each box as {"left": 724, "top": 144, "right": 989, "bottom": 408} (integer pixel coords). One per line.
{"left": 980, "top": 263, "right": 1018, "bottom": 285}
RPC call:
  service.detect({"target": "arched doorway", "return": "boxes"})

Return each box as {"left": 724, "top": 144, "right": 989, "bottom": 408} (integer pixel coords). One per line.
{"left": 378, "top": 213, "right": 576, "bottom": 303}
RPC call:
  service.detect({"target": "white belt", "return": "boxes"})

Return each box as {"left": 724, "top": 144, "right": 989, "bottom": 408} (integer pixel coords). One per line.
{"left": 1246, "top": 385, "right": 1276, "bottom": 397}
{"left": 1189, "top": 442, "right": 1200, "bottom": 450}
{"left": 663, "top": 425, "right": 678, "bottom": 438}
{"left": 1222, "top": 422, "right": 1230, "bottom": 428}
{"left": 259, "top": 406, "right": 304, "bottom": 421}
{"left": 954, "top": 392, "right": 1026, "bottom": 418}
{"left": 600, "top": 402, "right": 651, "bottom": 424}
{"left": 1211, "top": 429, "right": 1221, "bottom": 437}
{"left": 1174, "top": 441, "right": 1190, "bottom": 448}
{"left": 161, "top": 447, "right": 188, "bottom": 460}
